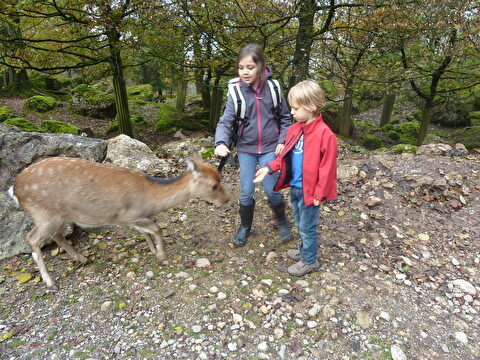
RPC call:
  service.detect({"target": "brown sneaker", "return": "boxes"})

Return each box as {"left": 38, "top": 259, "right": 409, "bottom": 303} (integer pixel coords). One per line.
{"left": 286, "top": 249, "right": 301, "bottom": 261}
{"left": 287, "top": 260, "right": 321, "bottom": 277}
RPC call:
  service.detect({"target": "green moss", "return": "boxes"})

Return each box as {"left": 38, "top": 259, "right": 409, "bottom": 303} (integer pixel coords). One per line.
{"left": 131, "top": 115, "right": 147, "bottom": 125}
{"left": 450, "top": 126, "right": 480, "bottom": 150}
{"left": 387, "top": 130, "right": 400, "bottom": 140}
{"left": 354, "top": 120, "right": 377, "bottom": 132}
{"left": 0, "top": 106, "right": 14, "bottom": 122}
{"left": 362, "top": 134, "right": 383, "bottom": 150}
{"left": 4, "top": 118, "right": 46, "bottom": 132}
{"left": 395, "top": 121, "right": 420, "bottom": 145}
{"left": 41, "top": 120, "right": 80, "bottom": 134}
{"left": 71, "top": 84, "right": 114, "bottom": 105}
{"left": 24, "top": 96, "right": 56, "bottom": 113}
{"left": 155, "top": 102, "right": 204, "bottom": 132}
{"left": 469, "top": 111, "right": 480, "bottom": 126}
{"left": 389, "top": 144, "right": 418, "bottom": 154}
{"left": 412, "top": 109, "right": 423, "bottom": 121}
{"left": 127, "top": 84, "right": 154, "bottom": 101}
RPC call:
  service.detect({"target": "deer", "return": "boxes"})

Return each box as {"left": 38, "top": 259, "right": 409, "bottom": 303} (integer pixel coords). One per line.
{"left": 8, "top": 153, "right": 230, "bottom": 289}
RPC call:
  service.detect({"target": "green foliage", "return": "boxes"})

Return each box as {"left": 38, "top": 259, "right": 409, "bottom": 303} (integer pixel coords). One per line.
{"left": 4, "top": 118, "right": 46, "bottom": 132}
{"left": 450, "top": 126, "right": 480, "bottom": 150}
{"left": 127, "top": 84, "right": 154, "bottom": 101}
{"left": 131, "top": 115, "right": 147, "bottom": 125}
{"left": 389, "top": 144, "right": 418, "bottom": 154}
{"left": 319, "top": 80, "right": 339, "bottom": 100}
{"left": 354, "top": 120, "right": 376, "bottom": 132}
{"left": 41, "top": 120, "right": 79, "bottom": 134}
{"left": 395, "top": 121, "right": 420, "bottom": 145}
{"left": 0, "top": 106, "right": 15, "bottom": 122}
{"left": 24, "top": 96, "right": 56, "bottom": 113}
{"left": 200, "top": 147, "right": 215, "bottom": 159}
{"left": 389, "top": 117, "right": 400, "bottom": 125}
{"left": 469, "top": 111, "right": 480, "bottom": 126}
{"left": 361, "top": 134, "right": 383, "bottom": 150}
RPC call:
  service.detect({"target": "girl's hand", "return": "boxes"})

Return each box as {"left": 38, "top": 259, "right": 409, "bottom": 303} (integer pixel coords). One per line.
{"left": 253, "top": 167, "right": 269, "bottom": 183}
{"left": 214, "top": 144, "right": 231, "bottom": 158}
{"left": 275, "top": 143, "right": 285, "bottom": 156}
{"left": 314, "top": 199, "right": 321, "bottom": 206}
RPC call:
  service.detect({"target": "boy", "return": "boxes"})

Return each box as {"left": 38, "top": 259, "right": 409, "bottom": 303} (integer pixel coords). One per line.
{"left": 254, "top": 80, "right": 337, "bottom": 276}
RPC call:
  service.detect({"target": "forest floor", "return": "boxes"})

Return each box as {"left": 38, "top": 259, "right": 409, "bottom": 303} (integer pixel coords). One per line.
{"left": 0, "top": 96, "right": 479, "bottom": 360}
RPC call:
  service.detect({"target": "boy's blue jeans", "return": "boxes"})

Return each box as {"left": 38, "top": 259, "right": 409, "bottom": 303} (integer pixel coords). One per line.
{"left": 290, "top": 186, "right": 320, "bottom": 264}
{"left": 238, "top": 152, "right": 283, "bottom": 207}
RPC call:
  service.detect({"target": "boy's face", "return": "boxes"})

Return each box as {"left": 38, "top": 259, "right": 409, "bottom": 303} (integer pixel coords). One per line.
{"left": 290, "top": 101, "right": 315, "bottom": 124}
{"left": 238, "top": 55, "right": 260, "bottom": 89}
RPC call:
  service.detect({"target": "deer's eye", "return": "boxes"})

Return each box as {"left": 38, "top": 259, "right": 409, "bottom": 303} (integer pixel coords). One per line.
{"left": 212, "top": 184, "right": 219, "bottom": 191}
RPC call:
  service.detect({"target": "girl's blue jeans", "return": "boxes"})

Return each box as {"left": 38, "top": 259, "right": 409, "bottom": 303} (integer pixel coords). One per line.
{"left": 290, "top": 186, "right": 320, "bottom": 264}
{"left": 238, "top": 152, "right": 283, "bottom": 207}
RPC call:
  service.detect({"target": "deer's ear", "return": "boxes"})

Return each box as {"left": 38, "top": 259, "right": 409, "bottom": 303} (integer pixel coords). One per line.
{"left": 186, "top": 156, "right": 202, "bottom": 178}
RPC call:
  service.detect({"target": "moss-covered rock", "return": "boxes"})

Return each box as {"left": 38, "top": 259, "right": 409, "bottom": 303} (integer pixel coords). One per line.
{"left": 395, "top": 121, "right": 420, "bottom": 145}
{"left": 41, "top": 120, "right": 80, "bottom": 134}
{"left": 4, "top": 118, "right": 46, "bottom": 132}
{"left": 389, "top": 144, "right": 418, "bottom": 154}
{"left": 450, "top": 126, "right": 480, "bottom": 150}
{"left": 127, "top": 84, "right": 154, "bottom": 101}
{"left": 361, "top": 134, "right": 383, "bottom": 150}
{"left": 70, "top": 84, "right": 116, "bottom": 119}
{"left": 155, "top": 103, "right": 204, "bottom": 132}
{"left": 0, "top": 106, "right": 15, "bottom": 122}
{"left": 24, "top": 96, "right": 56, "bottom": 113}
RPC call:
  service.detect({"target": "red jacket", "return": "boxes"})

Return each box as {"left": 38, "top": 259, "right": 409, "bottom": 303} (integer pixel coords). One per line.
{"left": 267, "top": 114, "right": 337, "bottom": 206}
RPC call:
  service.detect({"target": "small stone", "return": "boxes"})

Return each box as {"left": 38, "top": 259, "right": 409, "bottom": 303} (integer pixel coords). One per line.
{"left": 323, "top": 305, "right": 335, "bottom": 318}
{"left": 390, "top": 344, "right": 407, "bottom": 360}
{"left": 454, "top": 332, "right": 468, "bottom": 344}
{"left": 175, "top": 271, "right": 189, "bottom": 279}
{"left": 451, "top": 280, "right": 476, "bottom": 295}
{"left": 308, "top": 303, "right": 321, "bottom": 317}
{"left": 209, "top": 286, "right": 219, "bottom": 293}
{"left": 145, "top": 271, "right": 154, "bottom": 278}
{"left": 227, "top": 342, "right": 237, "bottom": 351}
{"left": 307, "top": 321, "right": 317, "bottom": 328}
{"left": 379, "top": 311, "right": 391, "bottom": 321}
{"left": 192, "top": 325, "right": 202, "bottom": 333}
{"left": 258, "top": 342, "right": 268, "bottom": 351}
{"left": 101, "top": 301, "right": 113, "bottom": 311}
{"left": 217, "top": 292, "right": 227, "bottom": 300}
{"left": 260, "top": 305, "right": 269, "bottom": 314}
{"left": 196, "top": 258, "right": 211, "bottom": 268}
{"left": 356, "top": 312, "right": 372, "bottom": 329}
{"left": 126, "top": 271, "right": 136, "bottom": 279}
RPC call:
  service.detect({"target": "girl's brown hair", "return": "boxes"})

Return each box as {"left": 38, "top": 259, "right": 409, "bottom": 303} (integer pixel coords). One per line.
{"left": 236, "top": 44, "right": 267, "bottom": 83}
{"left": 288, "top": 80, "right": 325, "bottom": 115}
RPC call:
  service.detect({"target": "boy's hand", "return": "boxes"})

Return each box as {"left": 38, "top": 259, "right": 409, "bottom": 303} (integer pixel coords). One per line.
{"left": 275, "top": 143, "right": 285, "bottom": 156}
{"left": 253, "top": 167, "right": 269, "bottom": 183}
{"left": 314, "top": 199, "right": 321, "bottom": 206}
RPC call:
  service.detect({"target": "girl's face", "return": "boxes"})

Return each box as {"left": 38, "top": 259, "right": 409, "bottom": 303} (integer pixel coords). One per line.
{"left": 238, "top": 55, "right": 261, "bottom": 89}
{"left": 290, "top": 101, "right": 316, "bottom": 124}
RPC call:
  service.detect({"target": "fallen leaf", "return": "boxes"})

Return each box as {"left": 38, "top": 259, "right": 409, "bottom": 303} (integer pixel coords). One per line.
{"left": 17, "top": 273, "right": 33, "bottom": 285}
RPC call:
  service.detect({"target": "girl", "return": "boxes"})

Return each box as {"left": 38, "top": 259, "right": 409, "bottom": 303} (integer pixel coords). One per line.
{"left": 214, "top": 44, "right": 292, "bottom": 246}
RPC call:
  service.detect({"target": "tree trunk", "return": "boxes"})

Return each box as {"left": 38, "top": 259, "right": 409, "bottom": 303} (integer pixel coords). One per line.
{"left": 176, "top": 80, "right": 187, "bottom": 112}
{"left": 417, "top": 99, "right": 434, "bottom": 146}
{"left": 339, "top": 96, "right": 354, "bottom": 138}
{"left": 380, "top": 93, "right": 396, "bottom": 127}
{"left": 209, "top": 86, "right": 223, "bottom": 132}
{"left": 108, "top": 31, "right": 133, "bottom": 138}
{"left": 288, "top": 0, "right": 315, "bottom": 89}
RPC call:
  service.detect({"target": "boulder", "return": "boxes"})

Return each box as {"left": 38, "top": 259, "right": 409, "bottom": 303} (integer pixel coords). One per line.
{"left": 105, "top": 134, "right": 170, "bottom": 176}
{"left": 0, "top": 124, "right": 108, "bottom": 260}
{"left": 70, "top": 84, "right": 116, "bottom": 119}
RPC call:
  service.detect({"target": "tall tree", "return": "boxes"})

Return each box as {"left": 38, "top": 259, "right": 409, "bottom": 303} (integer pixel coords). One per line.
{"left": 0, "top": 0, "right": 156, "bottom": 137}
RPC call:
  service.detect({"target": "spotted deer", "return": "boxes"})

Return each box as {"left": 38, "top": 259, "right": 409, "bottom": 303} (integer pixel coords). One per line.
{"left": 8, "top": 154, "right": 229, "bottom": 289}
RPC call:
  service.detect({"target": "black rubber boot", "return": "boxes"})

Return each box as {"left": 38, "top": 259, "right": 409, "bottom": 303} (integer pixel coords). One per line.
{"left": 270, "top": 202, "right": 292, "bottom": 243}
{"left": 233, "top": 202, "right": 255, "bottom": 246}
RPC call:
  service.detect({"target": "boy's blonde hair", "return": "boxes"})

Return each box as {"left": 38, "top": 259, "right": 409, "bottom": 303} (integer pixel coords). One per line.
{"left": 288, "top": 80, "right": 325, "bottom": 115}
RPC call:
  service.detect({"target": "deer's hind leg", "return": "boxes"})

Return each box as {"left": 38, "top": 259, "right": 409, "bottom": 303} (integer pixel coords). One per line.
{"left": 133, "top": 219, "right": 166, "bottom": 262}
{"left": 51, "top": 231, "right": 89, "bottom": 264}
{"left": 27, "top": 224, "right": 58, "bottom": 288}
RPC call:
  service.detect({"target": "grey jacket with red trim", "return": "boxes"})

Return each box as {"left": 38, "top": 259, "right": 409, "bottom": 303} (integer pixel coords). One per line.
{"left": 214, "top": 68, "right": 291, "bottom": 154}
